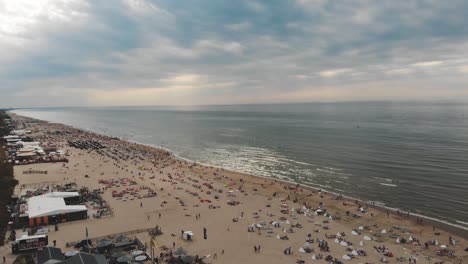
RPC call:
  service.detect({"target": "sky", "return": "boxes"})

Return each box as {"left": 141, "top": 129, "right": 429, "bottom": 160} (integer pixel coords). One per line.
{"left": 1, "top": 0, "right": 468, "bottom": 107}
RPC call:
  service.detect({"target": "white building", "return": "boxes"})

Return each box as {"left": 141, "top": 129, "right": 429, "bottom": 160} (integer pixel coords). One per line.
{"left": 27, "top": 192, "right": 87, "bottom": 226}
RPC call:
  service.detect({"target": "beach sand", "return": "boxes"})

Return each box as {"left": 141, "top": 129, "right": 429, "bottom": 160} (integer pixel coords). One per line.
{"left": 0, "top": 114, "right": 466, "bottom": 263}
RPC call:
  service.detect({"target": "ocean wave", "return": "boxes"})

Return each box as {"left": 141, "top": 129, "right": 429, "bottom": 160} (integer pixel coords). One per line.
{"left": 379, "top": 183, "right": 398, "bottom": 187}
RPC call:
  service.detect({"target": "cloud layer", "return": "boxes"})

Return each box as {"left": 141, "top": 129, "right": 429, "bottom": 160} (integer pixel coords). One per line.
{"left": 1, "top": 0, "right": 468, "bottom": 107}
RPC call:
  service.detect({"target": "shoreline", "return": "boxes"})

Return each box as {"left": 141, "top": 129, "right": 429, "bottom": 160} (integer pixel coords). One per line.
{"left": 10, "top": 111, "right": 468, "bottom": 238}
{"left": 2, "top": 112, "right": 467, "bottom": 264}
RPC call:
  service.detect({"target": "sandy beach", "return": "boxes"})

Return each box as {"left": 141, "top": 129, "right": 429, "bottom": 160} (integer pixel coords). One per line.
{"left": 1, "top": 114, "right": 467, "bottom": 264}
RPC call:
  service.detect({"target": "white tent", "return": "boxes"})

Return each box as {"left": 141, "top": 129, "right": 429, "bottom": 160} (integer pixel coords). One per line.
{"left": 27, "top": 192, "right": 87, "bottom": 218}
{"left": 183, "top": 231, "right": 194, "bottom": 240}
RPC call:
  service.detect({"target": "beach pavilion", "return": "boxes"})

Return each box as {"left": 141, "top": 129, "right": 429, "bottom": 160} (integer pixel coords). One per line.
{"left": 27, "top": 192, "right": 88, "bottom": 226}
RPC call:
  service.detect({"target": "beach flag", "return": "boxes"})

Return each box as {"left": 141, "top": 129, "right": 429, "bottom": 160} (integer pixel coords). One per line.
{"left": 152, "top": 239, "right": 158, "bottom": 248}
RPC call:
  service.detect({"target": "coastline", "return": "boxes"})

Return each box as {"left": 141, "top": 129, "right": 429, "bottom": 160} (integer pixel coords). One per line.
{"left": 11, "top": 111, "right": 468, "bottom": 238}
{"left": 1, "top": 112, "right": 466, "bottom": 264}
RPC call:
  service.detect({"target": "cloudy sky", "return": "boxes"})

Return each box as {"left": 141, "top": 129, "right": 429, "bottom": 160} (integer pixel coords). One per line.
{"left": 1, "top": 0, "right": 468, "bottom": 107}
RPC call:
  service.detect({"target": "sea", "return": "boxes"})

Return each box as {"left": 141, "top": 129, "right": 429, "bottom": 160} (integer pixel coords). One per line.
{"left": 11, "top": 102, "right": 468, "bottom": 227}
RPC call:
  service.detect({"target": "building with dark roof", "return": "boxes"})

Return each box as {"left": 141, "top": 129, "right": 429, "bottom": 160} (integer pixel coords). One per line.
{"left": 37, "top": 247, "right": 64, "bottom": 264}
{"left": 36, "top": 247, "right": 108, "bottom": 264}
{"left": 64, "top": 253, "right": 108, "bottom": 264}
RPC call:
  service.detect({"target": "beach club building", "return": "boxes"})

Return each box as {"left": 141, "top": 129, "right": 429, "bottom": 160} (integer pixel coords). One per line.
{"left": 27, "top": 192, "right": 88, "bottom": 226}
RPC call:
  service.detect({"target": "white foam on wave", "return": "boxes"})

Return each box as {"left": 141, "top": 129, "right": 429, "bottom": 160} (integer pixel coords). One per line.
{"left": 379, "top": 183, "right": 397, "bottom": 187}
{"left": 456, "top": 220, "right": 468, "bottom": 226}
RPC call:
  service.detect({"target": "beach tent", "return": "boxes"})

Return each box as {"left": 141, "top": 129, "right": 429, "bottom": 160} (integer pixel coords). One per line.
{"left": 183, "top": 231, "right": 194, "bottom": 240}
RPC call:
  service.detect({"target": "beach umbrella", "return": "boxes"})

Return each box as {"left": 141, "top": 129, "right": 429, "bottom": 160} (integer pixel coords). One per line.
{"left": 117, "top": 255, "right": 132, "bottom": 263}
{"left": 112, "top": 252, "right": 127, "bottom": 259}
{"left": 299, "top": 247, "right": 306, "bottom": 253}
{"left": 340, "top": 241, "right": 348, "bottom": 246}
{"left": 343, "top": 254, "right": 351, "bottom": 260}
{"left": 134, "top": 255, "right": 147, "bottom": 262}
{"left": 381, "top": 229, "right": 387, "bottom": 234}
{"left": 64, "top": 251, "right": 79, "bottom": 258}
{"left": 359, "top": 240, "right": 364, "bottom": 246}
{"left": 115, "top": 234, "right": 129, "bottom": 242}
{"left": 351, "top": 250, "right": 358, "bottom": 256}
{"left": 351, "top": 230, "right": 358, "bottom": 235}
{"left": 96, "top": 238, "right": 113, "bottom": 248}
{"left": 182, "top": 255, "right": 196, "bottom": 263}
{"left": 174, "top": 247, "right": 188, "bottom": 256}
{"left": 131, "top": 250, "right": 144, "bottom": 257}
{"left": 363, "top": 235, "right": 372, "bottom": 241}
